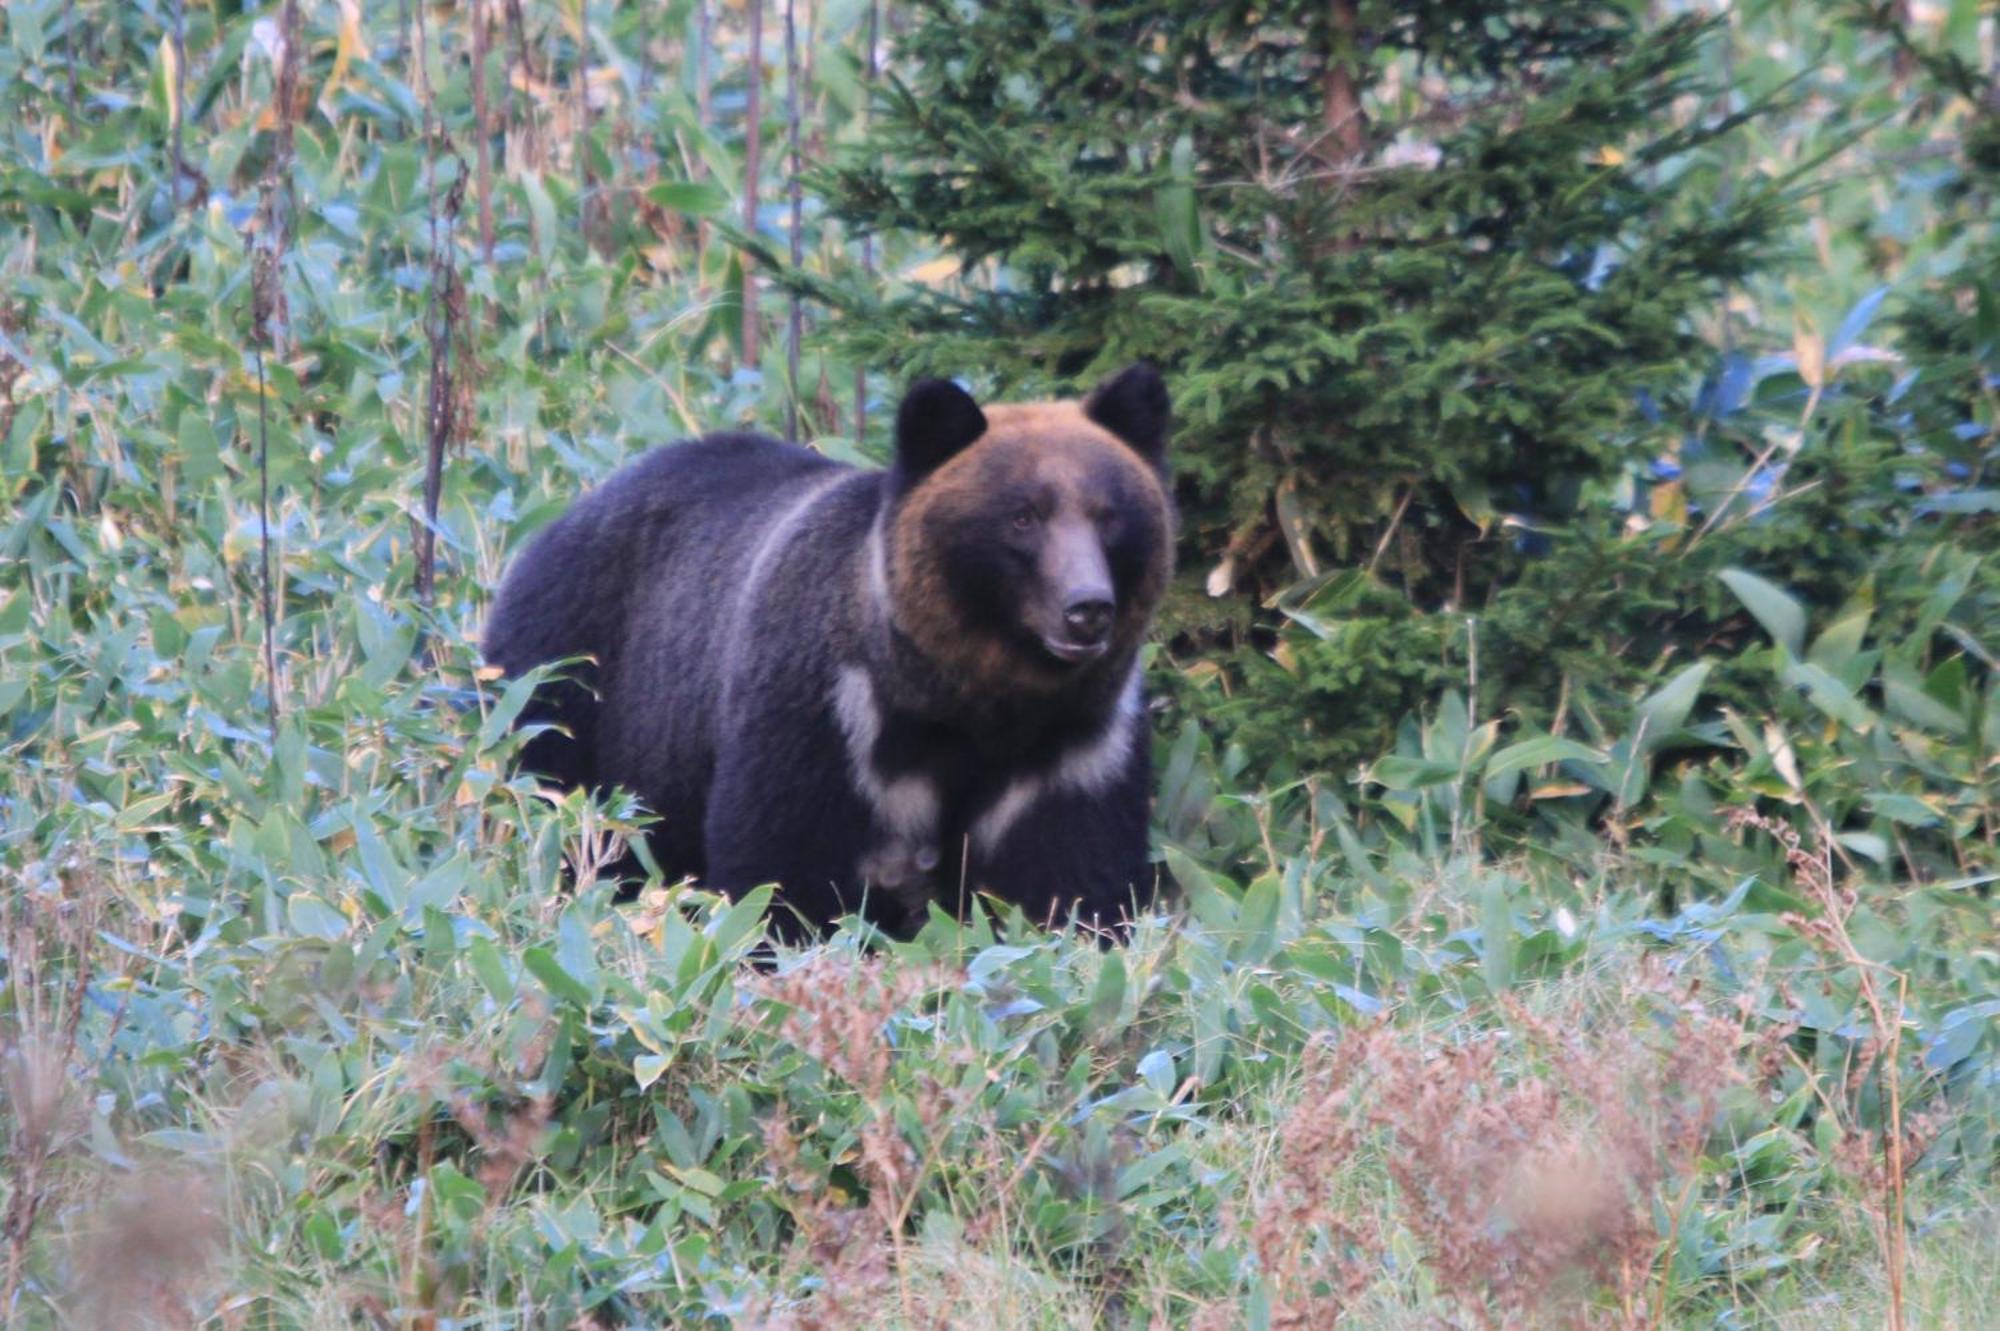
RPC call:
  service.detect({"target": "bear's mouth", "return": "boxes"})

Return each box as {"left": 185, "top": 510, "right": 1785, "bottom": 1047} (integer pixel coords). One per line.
{"left": 1040, "top": 635, "right": 1109, "bottom": 665}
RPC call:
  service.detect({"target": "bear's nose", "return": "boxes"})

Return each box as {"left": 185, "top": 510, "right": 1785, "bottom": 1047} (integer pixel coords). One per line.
{"left": 1062, "top": 597, "right": 1115, "bottom": 645}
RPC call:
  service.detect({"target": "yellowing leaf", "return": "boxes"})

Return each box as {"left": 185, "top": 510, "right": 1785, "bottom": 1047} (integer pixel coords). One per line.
{"left": 1179, "top": 660, "right": 1224, "bottom": 686}
{"left": 1764, "top": 721, "right": 1803, "bottom": 794}
{"left": 1793, "top": 313, "right": 1824, "bottom": 389}
{"left": 318, "top": 0, "right": 366, "bottom": 119}
{"left": 901, "top": 256, "right": 961, "bottom": 285}
{"left": 159, "top": 35, "right": 181, "bottom": 135}
{"left": 1649, "top": 478, "right": 1687, "bottom": 524}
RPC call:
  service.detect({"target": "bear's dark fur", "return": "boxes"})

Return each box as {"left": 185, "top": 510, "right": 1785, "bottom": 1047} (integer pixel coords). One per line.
{"left": 481, "top": 365, "right": 1174, "bottom": 937}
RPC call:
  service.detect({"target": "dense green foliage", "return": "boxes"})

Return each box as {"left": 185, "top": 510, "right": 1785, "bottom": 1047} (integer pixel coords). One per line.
{"left": 0, "top": 2, "right": 1995, "bottom": 1327}
{"left": 816, "top": 0, "right": 1995, "bottom": 772}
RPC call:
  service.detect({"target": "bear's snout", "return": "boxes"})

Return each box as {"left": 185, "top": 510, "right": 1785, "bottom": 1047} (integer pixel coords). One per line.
{"left": 1037, "top": 515, "right": 1116, "bottom": 662}
{"left": 1062, "top": 596, "right": 1114, "bottom": 645}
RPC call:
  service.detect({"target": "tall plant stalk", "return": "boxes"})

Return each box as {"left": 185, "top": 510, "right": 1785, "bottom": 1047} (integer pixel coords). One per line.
{"left": 248, "top": 0, "right": 301, "bottom": 735}
{"left": 472, "top": 0, "right": 494, "bottom": 262}
{"left": 785, "top": 0, "right": 804, "bottom": 438}
{"left": 741, "top": 0, "right": 764, "bottom": 370}
{"left": 854, "top": 0, "right": 878, "bottom": 444}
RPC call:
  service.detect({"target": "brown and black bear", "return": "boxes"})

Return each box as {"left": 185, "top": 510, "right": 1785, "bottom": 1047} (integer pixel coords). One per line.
{"left": 481, "top": 365, "right": 1174, "bottom": 938}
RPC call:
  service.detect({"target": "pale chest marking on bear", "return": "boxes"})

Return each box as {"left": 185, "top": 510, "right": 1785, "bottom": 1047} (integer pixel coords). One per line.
{"left": 832, "top": 666, "right": 940, "bottom": 846}
{"left": 863, "top": 511, "right": 893, "bottom": 620}
{"left": 971, "top": 666, "right": 1143, "bottom": 855}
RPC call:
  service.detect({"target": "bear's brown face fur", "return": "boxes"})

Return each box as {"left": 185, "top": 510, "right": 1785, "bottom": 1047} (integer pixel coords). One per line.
{"left": 884, "top": 370, "right": 1174, "bottom": 697}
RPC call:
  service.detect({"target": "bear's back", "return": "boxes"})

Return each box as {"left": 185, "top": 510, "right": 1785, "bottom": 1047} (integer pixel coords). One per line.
{"left": 484, "top": 433, "right": 876, "bottom": 880}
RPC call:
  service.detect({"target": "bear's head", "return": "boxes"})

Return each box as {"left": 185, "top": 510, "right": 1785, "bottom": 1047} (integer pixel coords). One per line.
{"left": 883, "top": 364, "right": 1174, "bottom": 695}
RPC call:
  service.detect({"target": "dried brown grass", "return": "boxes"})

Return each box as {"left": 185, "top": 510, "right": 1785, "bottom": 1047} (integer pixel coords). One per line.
{"left": 68, "top": 1170, "right": 224, "bottom": 1330}
{"left": 743, "top": 954, "right": 962, "bottom": 1331}
{"left": 1201, "top": 963, "right": 1766, "bottom": 1329}
{"left": 1729, "top": 806, "right": 1928, "bottom": 1331}
{"left": 2, "top": 856, "right": 147, "bottom": 1313}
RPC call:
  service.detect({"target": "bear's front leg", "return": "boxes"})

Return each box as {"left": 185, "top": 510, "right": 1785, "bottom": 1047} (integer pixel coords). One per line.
{"left": 966, "top": 726, "right": 1158, "bottom": 935}
{"left": 701, "top": 703, "right": 886, "bottom": 938}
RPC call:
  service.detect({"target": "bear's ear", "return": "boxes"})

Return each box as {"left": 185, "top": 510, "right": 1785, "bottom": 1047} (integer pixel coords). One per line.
{"left": 1085, "top": 362, "right": 1170, "bottom": 472}
{"left": 894, "top": 378, "right": 988, "bottom": 485}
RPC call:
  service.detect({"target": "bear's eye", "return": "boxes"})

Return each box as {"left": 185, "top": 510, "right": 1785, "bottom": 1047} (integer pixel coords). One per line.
{"left": 1010, "top": 507, "right": 1037, "bottom": 531}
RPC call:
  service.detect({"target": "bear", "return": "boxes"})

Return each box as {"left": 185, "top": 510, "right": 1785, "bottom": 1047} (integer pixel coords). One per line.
{"left": 481, "top": 364, "right": 1175, "bottom": 939}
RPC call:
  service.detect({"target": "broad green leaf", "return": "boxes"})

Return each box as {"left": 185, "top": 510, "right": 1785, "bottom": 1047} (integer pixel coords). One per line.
{"left": 1721, "top": 568, "right": 1805, "bottom": 657}
{"left": 1235, "top": 872, "right": 1281, "bottom": 963}
{"left": 286, "top": 893, "right": 350, "bottom": 941}
{"left": 1084, "top": 950, "right": 1126, "bottom": 1036}
{"left": 1368, "top": 755, "right": 1463, "bottom": 790}
{"left": 646, "top": 180, "right": 731, "bottom": 216}
{"left": 1806, "top": 590, "right": 1872, "bottom": 674}
{"left": 523, "top": 946, "right": 594, "bottom": 1009}
{"left": 1781, "top": 659, "right": 1877, "bottom": 732}
{"left": 1164, "top": 844, "right": 1239, "bottom": 932}
{"left": 466, "top": 935, "right": 516, "bottom": 1003}
{"left": 176, "top": 411, "right": 224, "bottom": 481}
{"left": 1135, "top": 1048, "right": 1176, "bottom": 1097}
{"left": 1484, "top": 736, "right": 1607, "bottom": 780}
{"left": 1865, "top": 791, "right": 1942, "bottom": 827}
{"left": 1634, "top": 662, "right": 1712, "bottom": 749}
{"left": 0, "top": 591, "right": 30, "bottom": 637}
{"left": 706, "top": 884, "right": 774, "bottom": 956}
{"left": 1835, "top": 832, "right": 1888, "bottom": 863}
{"left": 480, "top": 671, "right": 544, "bottom": 748}
{"left": 522, "top": 170, "right": 558, "bottom": 265}
{"left": 1116, "top": 1144, "right": 1185, "bottom": 1200}
{"left": 1479, "top": 874, "right": 1514, "bottom": 993}
{"left": 1883, "top": 660, "right": 1966, "bottom": 735}
{"left": 1155, "top": 181, "right": 1200, "bottom": 278}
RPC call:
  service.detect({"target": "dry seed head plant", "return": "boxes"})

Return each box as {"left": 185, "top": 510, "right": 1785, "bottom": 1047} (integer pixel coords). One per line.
{"left": 745, "top": 954, "right": 964, "bottom": 1331}
{"left": 1726, "top": 806, "right": 1934, "bottom": 1331}
{"left": 68, "top": 1170, "right": 225, "bottom": 1330}
{"left": 1204, "top": 967, "right": 1766, "bottom": 1329}
{"left": 3, "top": 857, "right": 148, "bottom": 1314}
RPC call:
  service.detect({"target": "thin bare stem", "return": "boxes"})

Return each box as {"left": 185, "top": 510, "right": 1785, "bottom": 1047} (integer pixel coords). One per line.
{"left": 254, "top": 351, "right": 279, "bottom": 735}
{"left": 412, "top": 2, "right": 467, "bottom": 611}
{"left": 247, "top": 0, "right": 300, "bottom": 734}
{"left": 472, "top": 0, "right": 494, "bottom": 262}
{"left": 1364, "top": 484, "right": 1415, "bottom": 576}
{"left": 170, "top": 0, "right": 188, "bottom": 212}
{"left": 785, "top": 0, "right": 804, "bottom": 438}
{"left": 742, "top": 0, "right": 764, "bottom": 369}
{"left": 696, "top": 0, "right": 714, "bottom": 272}
{"left": 854, "top": 0, "right": 878, "bottom": 443}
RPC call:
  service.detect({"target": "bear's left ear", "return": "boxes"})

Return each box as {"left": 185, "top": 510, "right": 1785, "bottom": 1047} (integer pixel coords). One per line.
{"left": 894, "top": 378, "right": 988, "bottom": 486}
{"left": 1085, "top": 362, "right": 1170, "bottom": 473}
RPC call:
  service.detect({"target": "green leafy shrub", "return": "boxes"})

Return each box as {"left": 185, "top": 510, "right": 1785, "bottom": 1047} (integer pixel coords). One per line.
{"left": 815, "top": 0, "right": 1793, "bottom": 768}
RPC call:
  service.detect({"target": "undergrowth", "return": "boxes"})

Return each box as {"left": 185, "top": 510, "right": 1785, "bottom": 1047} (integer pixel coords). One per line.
{"left": 2, "top": 1, "right": 1996, "bottom": 1327}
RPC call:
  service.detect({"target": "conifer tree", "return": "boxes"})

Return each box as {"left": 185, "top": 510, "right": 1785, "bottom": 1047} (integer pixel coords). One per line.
{"left": 819, "top": 2, "right": 1783, "bottom": 768}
